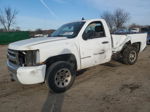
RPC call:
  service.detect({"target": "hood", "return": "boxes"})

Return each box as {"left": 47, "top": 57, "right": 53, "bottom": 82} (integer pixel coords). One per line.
{"left": 8, "top": 37, "right": 67, "bottom": 50}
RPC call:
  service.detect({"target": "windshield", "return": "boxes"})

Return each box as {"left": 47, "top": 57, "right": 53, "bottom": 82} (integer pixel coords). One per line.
{"left": 50, "top": 22, "right": 85, "bottom": 38}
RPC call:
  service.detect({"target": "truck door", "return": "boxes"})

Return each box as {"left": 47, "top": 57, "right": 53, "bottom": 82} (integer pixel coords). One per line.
{"left": 79, "top": 21, "right": 111, "bottom": 69}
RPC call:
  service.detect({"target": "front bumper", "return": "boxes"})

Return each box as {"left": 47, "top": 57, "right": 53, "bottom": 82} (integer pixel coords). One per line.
{"left": 7, "top": 61, "right": 46, "bottom": 84}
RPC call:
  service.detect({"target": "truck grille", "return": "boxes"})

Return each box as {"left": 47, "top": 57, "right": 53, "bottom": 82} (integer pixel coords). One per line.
{"left": 7, "top": 49, "right": 19, "bottom": 66}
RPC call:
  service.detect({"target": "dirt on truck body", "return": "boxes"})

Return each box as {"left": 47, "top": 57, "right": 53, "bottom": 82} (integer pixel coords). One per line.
{"left": 0, "top": 45, "right": 150, "bottom": 112}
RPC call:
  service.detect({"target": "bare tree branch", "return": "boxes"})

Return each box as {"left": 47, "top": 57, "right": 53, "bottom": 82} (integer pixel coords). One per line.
{"left": 101, "top": 11, "right": 114, "bottom": 32}
{"left": 113, "top": 8, "right": 130, "bottom": 30}
{"left": 101, "top": 8, "right": 130, "bottom": 31}
{"left": 0, "top": 9, "right": 7, "bottom": 30}
{"left": 0, "top": 7, "right": 18, "bottom": 32}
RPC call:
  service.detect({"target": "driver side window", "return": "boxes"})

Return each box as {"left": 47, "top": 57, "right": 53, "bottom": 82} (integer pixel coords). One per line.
{"left": 83, "top": 21, "right": 105, "bottom": 40}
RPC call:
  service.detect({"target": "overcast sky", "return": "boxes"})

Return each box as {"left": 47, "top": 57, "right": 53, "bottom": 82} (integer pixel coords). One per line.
{"left": 0, "top": 0, "right": 150, "bottom": 30}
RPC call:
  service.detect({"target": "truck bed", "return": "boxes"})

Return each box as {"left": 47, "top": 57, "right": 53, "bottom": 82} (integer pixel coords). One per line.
{"left": 112, "top": 33, "right": 147, "bottom": 53}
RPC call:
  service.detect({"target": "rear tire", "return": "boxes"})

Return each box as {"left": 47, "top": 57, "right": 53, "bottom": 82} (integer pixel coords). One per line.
{"left": 122, "top": 46, "right": 138, "bottom": 65}
{"left": 46, "top": 61, "right": 76, "bottom": 93}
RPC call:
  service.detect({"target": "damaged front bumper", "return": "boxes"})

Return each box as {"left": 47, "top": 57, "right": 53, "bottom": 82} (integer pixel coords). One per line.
{"left": 7, "top": 61, "right": 46, "bottom": 84}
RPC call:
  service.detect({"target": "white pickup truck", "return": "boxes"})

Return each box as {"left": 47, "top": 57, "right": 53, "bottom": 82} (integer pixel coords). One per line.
{"left": 7, "top": 19, "right": 147, "bottom": 93}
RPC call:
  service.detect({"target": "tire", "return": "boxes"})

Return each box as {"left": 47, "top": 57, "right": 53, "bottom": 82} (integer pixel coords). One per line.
{"left": 122, "top": 46, "right": 138, "bottom": 65}
{"left": 46, "top": 61, "right": 76, "bottom": 93}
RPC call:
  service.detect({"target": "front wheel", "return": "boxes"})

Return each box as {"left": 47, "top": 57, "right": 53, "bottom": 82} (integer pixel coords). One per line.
{"left": 122, "top": 46, "right": 138, "bottom": 65}
{"left": 46, "top": 61, "right": 76, "bottom": 93}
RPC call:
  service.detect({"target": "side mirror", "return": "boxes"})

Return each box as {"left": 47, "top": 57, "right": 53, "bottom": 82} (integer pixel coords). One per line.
{"left": 83, "top": 33, "right": 88, "bottom": 40}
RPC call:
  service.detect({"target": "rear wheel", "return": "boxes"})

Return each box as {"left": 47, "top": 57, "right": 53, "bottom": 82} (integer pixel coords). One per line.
{"left": 122, "top": 46, "right": 138, "bottom": 65}
{"left": 46, "top": 61, "right": 76, "bottom": 93}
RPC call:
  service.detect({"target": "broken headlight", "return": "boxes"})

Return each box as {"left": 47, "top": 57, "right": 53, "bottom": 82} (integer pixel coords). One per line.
{"left": 18, "top": 50, "right": 39, "bottom": 66}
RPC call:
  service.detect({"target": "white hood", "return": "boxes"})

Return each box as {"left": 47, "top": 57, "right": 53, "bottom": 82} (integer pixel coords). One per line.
{"left": 8, "top": 37, "right": 67, "bottom": 50}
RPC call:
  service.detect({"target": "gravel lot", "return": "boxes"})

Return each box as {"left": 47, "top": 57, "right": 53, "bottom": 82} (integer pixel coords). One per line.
{"left": 0, "top": 45, "right": 150, "bottom": 112}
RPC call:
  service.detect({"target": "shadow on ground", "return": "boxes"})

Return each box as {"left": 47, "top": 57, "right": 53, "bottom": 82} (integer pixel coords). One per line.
{"left": 41, "top": 91, "right": 65, "bottom": 112}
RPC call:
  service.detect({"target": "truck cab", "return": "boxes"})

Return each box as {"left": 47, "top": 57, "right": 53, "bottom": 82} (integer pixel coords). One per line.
{"left": 77, "top": 19, "right": 112, "bottom": 69}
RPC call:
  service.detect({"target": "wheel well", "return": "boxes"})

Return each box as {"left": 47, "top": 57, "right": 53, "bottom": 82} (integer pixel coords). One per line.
{"left": 45, "top": 54, "right": 77, "bottom": 70}
{"left": 121, "top": 41, "right": 131, "bottom": 53}
{"left": 122, "top": 41, "right": 141, "bottom": 53}
{"left": 132, "top": 42, "right": 141, "bottom": 52}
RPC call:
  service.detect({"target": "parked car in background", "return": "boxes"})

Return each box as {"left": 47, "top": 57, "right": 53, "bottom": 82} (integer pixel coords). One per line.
{"left": 130, "top": 28, "right": 140, "bottom": 33}
{"left": 147, "top": 32, "right": 150, "bottom": 45}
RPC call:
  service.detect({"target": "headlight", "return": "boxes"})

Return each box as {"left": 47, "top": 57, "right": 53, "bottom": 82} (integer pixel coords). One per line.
{"left": 18, "top": 50, "right": 39, "bottom": 66}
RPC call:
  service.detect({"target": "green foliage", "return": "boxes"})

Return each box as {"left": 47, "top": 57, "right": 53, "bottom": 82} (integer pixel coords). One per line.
{"left": 0, "top": 31, "right": 30, "bottom": 44}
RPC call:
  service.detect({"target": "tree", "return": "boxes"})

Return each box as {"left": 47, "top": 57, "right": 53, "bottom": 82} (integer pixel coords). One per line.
{"left": 0, "top": 28, "right": 4, "bottom": 32}
{"left": 35, "top": 28, "right": 43, "bottom": 34}
{"left": 0, "top": 7, "right": 18, "bottom": 32}
{"left": 113, "top": 8, "right": 130, "bottom": 30}
{"left": 101, "top": 8, "right": 130, "bottom": 31}
{"left": 101, "top": 11, "right": 114, "bottom": 32}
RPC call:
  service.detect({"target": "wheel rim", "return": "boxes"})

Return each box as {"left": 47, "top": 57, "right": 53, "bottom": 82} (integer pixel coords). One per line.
{"left": 54, "top": 68, "right": 72, "bottom": 88}
{"left": 129, "top": 50, "right": 137, "bottom": 63}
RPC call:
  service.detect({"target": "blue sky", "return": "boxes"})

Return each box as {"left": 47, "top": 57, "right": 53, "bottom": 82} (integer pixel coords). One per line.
{"left": 0, "top": 0, "right": 150, "bottom": 30}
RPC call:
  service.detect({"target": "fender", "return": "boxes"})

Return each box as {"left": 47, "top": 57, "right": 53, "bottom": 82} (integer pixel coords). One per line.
{"left": 30, "top": 38, "right": 81, "bottom": 70}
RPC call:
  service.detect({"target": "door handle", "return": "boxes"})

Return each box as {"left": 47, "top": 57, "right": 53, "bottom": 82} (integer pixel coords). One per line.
{"left": 102, "top": 41, "right": 109, "bottom": 44}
